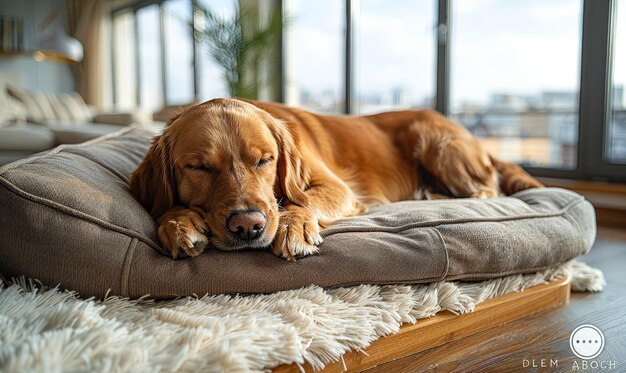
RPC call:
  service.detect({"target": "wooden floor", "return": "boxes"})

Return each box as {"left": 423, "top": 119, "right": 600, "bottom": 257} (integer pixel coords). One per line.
{"left": 367, "top": 228, "right": 626, "bottom": 372}
{"left": 275, "top": 277, "right": 571, "bottom": 373}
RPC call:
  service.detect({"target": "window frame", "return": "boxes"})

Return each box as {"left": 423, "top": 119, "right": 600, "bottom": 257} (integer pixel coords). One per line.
{"left": 111, "top": 0, "right": 625, "bottom": 182}
{"left": 525, "top": 0, "right": 626, "bottom": 182}
{"left": 111, "top": 8, "right": 138, "bottom": 109}
{"left": 582, "top": 0, "right": 626, "bottom": 180}
{"left": 111, "top": 0, "right": 199, "bottom": 109}
{"left": 281, "top": 0, "right": 625, "bottom": 182}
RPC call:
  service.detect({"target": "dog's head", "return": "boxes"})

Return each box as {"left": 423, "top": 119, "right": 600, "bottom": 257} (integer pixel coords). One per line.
{"left": 129, "top": 98, "right": 307, "bottom": 250}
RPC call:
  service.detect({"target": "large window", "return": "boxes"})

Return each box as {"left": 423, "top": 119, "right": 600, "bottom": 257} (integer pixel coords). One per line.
{"left": 280, "top": 0, "right": 624, "bottom": 180}
{"left": 195, "top": 0, "right": 234, "bottom": 101}
{"left": 284, "top": 0, "right": 345, "bottom": 113}
{"left": 609, "top": 0, "right": 626, "bottom": 163}
{"left": 163, "top": 0, "right": 195, "bottom": 104}
{"left": 356, "top": 0, "right": 436, "bottom": 114}
{"left": 450, "top": 0, "right": 582, "bottom": 169}
{"left": 113, "top": 0, "right": 197, "bottom": 111}
{"left": 112, "top": 11, "right": 136, "bottom": 110}
{"left": 137, "top": 5, "right": 163, "bottom": 112}
{"left": 113, "top": 0, "right": 625, "bottom": 181}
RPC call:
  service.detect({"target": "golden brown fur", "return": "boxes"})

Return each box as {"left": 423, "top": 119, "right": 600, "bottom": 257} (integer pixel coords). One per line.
{"left": 130, "top": 98, "right": 543, "bottom": 259}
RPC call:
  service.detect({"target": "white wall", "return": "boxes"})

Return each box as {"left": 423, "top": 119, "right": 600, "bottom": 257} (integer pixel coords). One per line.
{"left": 0, "top": 0, "right": 74, "bottom": 93}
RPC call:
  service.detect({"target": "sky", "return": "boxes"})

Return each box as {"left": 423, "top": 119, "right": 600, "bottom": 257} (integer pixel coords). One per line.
{"left": 357, "top": 0, "right": 435, "bottom": 100}
{"left": 136, "top": 4, "right": 162, "bottom": 111}
{"left": 286, "top": 0, "right": 435, "bottom": 103}
{"left": 451, "top": 0, "right": 582, "bottom": 105}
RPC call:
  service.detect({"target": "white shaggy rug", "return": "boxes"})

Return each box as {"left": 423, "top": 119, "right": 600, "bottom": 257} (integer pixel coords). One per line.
{"left": 0, "top": 260, "right": 604, "bottom": 372}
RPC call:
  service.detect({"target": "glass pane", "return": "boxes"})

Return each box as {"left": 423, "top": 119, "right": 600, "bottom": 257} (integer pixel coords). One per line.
{"left": 609, "top": 0, "right": 626, "bottom": 163}
{"left": 113, "top": 11, "right": 136, "bottom": 110}
{"left": 196, "top": 0, "right": 236, "bottom": 101}
{"left": 284, "top": 0, "right": 344, "bottom": 113}
{"left": 137, "top": 5, "right": 163, "bottom": 112}
{"left": 450, "top": 0, "right": 582, "bottom": 169}
{"left": 163, "top": 0, "right": 195, "bottom": 105}
{"left": 356, "top": 0, "right": 436, "bottom": 114}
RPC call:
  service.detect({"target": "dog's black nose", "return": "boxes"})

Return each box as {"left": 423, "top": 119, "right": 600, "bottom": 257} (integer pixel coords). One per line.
{"left": 226, "top": 210, "right": 266, "bottom": 241}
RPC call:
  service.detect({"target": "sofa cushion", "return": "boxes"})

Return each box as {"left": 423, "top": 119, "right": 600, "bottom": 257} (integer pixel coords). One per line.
{"left": 0, "top": 79, "right": 28, "bottom": 128}
{"left": 59, "top": 92, "right": 93, "bottom": 122}
{"left": 0, "top": 151, "right": 42, "bottom": 167}
{"left": 46, "top": 94, "right": 73, "bottom": 122}
{"left": 0, "top": 125, "right": 597, "bottom": 299}
{"left": 7, "top": 86, "right": 57, "bottom": 124}
{"left": 7, "top": 86, "right": 93, "bottom": 124}
{"left": 46, "top": 122, "right": 129, "bottom": 145}
{"left": 0, "top": 123, "right": 55, "bottom": 151}
{"left": 93, "top": 111, "right": 150, "bottom": 126}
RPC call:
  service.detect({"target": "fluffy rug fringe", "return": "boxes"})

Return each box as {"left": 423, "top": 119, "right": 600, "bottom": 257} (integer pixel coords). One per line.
{"left": 0, "top": 260, "right": 603, "bottom": 372}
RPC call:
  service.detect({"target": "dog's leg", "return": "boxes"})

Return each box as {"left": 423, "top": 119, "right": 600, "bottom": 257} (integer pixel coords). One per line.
{"left": 490, "top": 155, "right": 544, "bottom": 195}
{"left": 156, "top": 206, "right": 209, "bottom": 259}
{"left": 402, "top": 117, "right": 500, "bottom": 198}
{"left": 273, "top": 171, "right": 365, "bottom": 260}
{"left": 406, "top": 119, "right": 543, "bottom": 198}
{"left": 418, "top": 135, "right": 500, "bottom": 198}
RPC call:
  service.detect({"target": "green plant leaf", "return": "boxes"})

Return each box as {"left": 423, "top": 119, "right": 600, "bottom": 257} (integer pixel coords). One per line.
{"left": 192, "top": 0, "right": 285, "bottom": 99}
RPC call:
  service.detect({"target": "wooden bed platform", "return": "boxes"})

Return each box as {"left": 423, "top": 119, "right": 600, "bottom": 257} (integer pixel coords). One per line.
{"left": 274, "top": 276, "right": 571, "bottom": 372}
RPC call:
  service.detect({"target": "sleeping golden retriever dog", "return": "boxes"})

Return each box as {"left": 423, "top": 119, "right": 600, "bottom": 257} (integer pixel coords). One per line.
{"left": 130, "top": 98, "right": 543, "bottom": 260}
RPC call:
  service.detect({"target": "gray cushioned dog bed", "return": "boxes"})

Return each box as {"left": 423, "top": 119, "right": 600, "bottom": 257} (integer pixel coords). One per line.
{"left": 0, "top": 125, "right": 596, "bottom": 299}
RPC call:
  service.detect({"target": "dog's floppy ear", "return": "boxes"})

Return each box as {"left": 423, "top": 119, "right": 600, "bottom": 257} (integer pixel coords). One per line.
{"left": 166, "top": 108, "right": 184, "bottom": 127}
{"left": 266, "top": 117, "right": 309, "bottom": 207}
{"left": 129, "top": 132, "right": 177, "bottom": 219}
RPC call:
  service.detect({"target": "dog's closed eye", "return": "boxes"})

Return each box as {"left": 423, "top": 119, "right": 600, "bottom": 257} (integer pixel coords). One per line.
{"left": 255, "top": 157, "right": 273, "bottom": 169}
{"left": 186, "top": 164, "right": 217, "bottom": 173}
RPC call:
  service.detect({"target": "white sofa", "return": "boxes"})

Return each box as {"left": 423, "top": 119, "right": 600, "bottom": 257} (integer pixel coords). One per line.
{"left": 0, "top": 84, "right": 148, "bottom": 166}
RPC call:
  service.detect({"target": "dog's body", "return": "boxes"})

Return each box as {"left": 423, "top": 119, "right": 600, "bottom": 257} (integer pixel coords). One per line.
{"left": 130, "top": 98, "right": 543, "bottom": 259}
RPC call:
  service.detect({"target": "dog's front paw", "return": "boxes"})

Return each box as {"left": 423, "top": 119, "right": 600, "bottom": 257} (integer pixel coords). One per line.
{"left": 272, "top": 209, "right": 322, "bottom": 260}
{"left": 157, "top": 209, "right": 209, "bottom": 259}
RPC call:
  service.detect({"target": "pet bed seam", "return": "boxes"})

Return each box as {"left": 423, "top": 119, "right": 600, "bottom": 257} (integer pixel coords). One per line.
{"left": 0, "top": 176, "right": 163, "bottom": 252}
{"left": 443, "top": 263, "right": 579, "bottom": 281}
{"left": 321, "top": 196, "right": 584, "bottom": 238}
{"left": 219, "top": 263, "right": 574, "bottom": 296}
{"left": 120, "top": 238, "right": 138, "bottom": 297}
{"left": 433, "top": 227, "right": 450, "bottom": 280}
{"left": 63, "top": 149, "right": 134, "bottom": 182}
{"left": 0, "top": 173, "right": 586, "bottom": 258}
{"left": 565, "top": 202, "right": 594, "bottom": 255}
